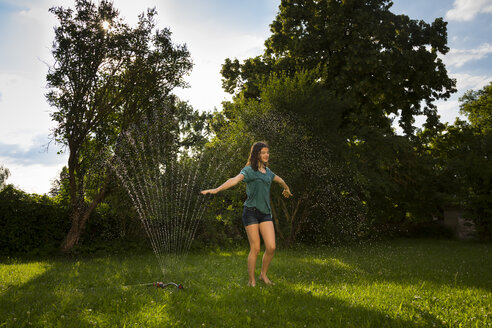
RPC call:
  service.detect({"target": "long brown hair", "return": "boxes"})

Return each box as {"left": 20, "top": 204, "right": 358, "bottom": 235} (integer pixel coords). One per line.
{"left": 246, "top": 141, "right": 269, "bottom": 171}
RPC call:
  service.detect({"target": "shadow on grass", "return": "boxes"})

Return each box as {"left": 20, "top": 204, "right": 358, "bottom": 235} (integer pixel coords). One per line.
{"left": 0, "top": 252, "right": 178, "bottom": 327}
{"left": 1, "top": 239, "right": 489, "bottom": 327}
{"left": 160, "top": 250, "right": 451, "bottom": 328}
{"left": 0, "top": 251, "right": 434, "bottom": 328}
{"left": 165, "top": 258, "right": 446, "bottom": 328}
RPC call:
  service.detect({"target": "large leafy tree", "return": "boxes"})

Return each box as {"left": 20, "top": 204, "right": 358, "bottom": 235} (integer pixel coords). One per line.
{"left": 47, "top": 0, "right": 192, "bottom": 252}
{"left": 427, "top": 82, "right": 492, "bottom": 240}
{"left": 221, "top": 0, "right": 456, "bottom": 136}
{"left": 215, "top": 0, "right": 458, "bottom": 238}
{"left": 209, "top": 72, "right": 370, "bottom": 246}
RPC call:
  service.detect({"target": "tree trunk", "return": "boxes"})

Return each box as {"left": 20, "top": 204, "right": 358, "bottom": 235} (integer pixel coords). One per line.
{"left": 270, "top": 196, "right": 285, "bottom": 241}
{"left": 281, "top": 192, "right": 310, "bottom": 247}
{"left": 61, "top": 147, "right": 82, "bottom": 253}
{"left": 288, "top": 206, "right": 309, "bottom": 246}
{"left": 60, "top": 175, "right": 110, "bottom": 253}
{"left": 60, "top": 207, "right": 82, "bottom": 253}
{"left": 279, "top": 196, "right": 301, "bottom": 248}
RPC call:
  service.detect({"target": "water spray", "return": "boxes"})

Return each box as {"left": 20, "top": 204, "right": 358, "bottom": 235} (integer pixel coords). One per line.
{"left": 111, "top": 107, "right": 236, "bottom": 283}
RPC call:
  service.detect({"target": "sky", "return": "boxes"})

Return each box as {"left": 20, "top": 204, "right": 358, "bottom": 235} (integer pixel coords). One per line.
{"left": 0, "top": 0, "right": 491, "bottom": 194}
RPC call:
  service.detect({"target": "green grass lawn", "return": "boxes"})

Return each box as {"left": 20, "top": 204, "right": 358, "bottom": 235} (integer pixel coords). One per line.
{"left": 1, "top": 239, "right": 491, "bottom": 327}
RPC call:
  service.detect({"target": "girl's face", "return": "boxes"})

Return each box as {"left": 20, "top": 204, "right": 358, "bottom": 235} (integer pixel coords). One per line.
{"left": 259, "top": 147, "right": 269, "bottom": 165}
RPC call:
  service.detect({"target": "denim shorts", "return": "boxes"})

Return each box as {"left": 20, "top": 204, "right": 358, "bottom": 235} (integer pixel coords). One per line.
{"left": 242, "top": 206, "right": 273, "bottom": 226}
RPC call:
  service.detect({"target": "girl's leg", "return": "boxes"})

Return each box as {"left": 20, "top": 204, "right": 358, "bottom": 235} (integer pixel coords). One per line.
{"left": 259, "top": 221, "right": 276, "bottom": 284}
{"left": 245, "top": 224, "right": 261, "bottom": 286}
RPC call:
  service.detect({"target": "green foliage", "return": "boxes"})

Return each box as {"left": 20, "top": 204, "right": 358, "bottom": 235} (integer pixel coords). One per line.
{"left": 352, "top": 132, "right": 443, "bottom": 233}
{"left": 209, "top": 71, "right": 372, "bottom": 245}
{"left": 46, "top": 0, "right": 194, "bottom": 251}
{"left": 47, "top": 1, "right": 193, "bottom": 147}
{"left": 213, "top": 65, "right": 455, "bottom": 243}
{"left": 260, "top": 69, "right": 345, "bottom": 147}
{"left": 0, "top": 185, "right": 70, "bottom": 254}
{"left": 175, "top": 101, "right": 213, "bottom": 152}
{"left": 222, "top": 0, "right": 456, "bottom": 135}
{"left": 49, "top": 166, "right": 70, "bottom": 205}
{"left": 0, "top": 164, "right": 9, "bottom": 190}
{"left": 0, "top": 182, "right": 149, "bottom": 255}
{"left": 459, "top": 82, "right": 492, "bottom": 134}
{"left": 215, "top": 0, "right": 462, "bottom": 242}
{"left": 76, "top": 201, "right": 147, "bottom": 254}
{"left": 430, "top": 85, "right": 492, "bottom": 240}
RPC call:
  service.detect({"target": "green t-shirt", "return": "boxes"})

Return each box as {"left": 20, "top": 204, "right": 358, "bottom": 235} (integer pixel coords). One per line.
{"left": 240, "top": 165, "right": 276, "bottom": 215}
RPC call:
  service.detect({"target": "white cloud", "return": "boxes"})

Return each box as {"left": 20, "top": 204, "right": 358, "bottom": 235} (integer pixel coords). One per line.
{"left": 451, "top": 72, "right": 492, "bottom": 91}
{"left": 0, "top": 72, "right": 54, "bottom": 148}
{"left": 435, "top": 98, "right": 463, "bottom": 124}
{"left": 0, "top": 134, "right": 64, "bottom": 165}
{"left": 0, "top": 160, "right": 66, "bottom": 195}
{"left": 446, "top": 0, "right": 492, "bottom": 21}
{"left": 433, "top": 73, "right": 492, "bottom": 125}
{"left": 442, "top": 43, "right": 492, "bottom": 68}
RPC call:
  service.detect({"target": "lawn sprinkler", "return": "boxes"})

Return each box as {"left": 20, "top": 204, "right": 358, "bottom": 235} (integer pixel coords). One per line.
{"left": 153, "top": 282, "right": 184, "bottom": 290}
{"left": 122, "top": 281, "right": 184, "bottom": 290}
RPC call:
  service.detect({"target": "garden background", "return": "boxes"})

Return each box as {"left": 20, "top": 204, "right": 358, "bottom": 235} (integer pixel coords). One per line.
{"left": 0, "top": 0, "right": 491, "bottom": 327}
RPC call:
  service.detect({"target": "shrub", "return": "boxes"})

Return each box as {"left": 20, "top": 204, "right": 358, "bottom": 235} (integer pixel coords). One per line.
{"left": 0, "top": 185, "right": 70, "bottom": 254}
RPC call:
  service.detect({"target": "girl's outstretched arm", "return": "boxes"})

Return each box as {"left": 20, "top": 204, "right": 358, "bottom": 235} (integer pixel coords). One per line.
{"left": 200, "top": 173, "right": 244, "bottom": 195}
{"left": 273, "top": 175, "right": 293, "bottom": 198}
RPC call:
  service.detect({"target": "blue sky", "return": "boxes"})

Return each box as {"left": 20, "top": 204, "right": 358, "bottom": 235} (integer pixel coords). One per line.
{"left": 0, "top": 0, "right": 491, "bottom": 194}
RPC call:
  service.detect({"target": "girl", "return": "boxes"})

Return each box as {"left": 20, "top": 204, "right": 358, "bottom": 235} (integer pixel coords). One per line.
{"left": 201, "top": 142, "right": 292, "bottom": 286}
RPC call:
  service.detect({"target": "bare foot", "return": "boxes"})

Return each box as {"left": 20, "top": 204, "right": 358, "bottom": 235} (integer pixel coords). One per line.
{"left": 259, "top": 275, "right": 275, "bottom": 286}
{"left": 247, "top": 281, "right": 256, "bottom": 287}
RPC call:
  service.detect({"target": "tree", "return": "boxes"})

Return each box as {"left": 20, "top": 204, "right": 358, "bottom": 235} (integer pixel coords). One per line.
{"left": 423, "top": 82, "right": 492, "bottom": 240}
{"left": 49, "top": 166, "right": 70, "bottom": 205}
{"left": 47, "top": 0, "right": 192, "bottom": 252}
{"left": 216, "top": 0, "right": 460, "bottom": 239}
{"left": 221, "top": 0, "right": 456, "bottom": 136}
{"left": 0, "top": 165, "right": 10, "bottom": 190}
{"left": 209, "top": 72, "right": 370, "bottom": 246}
{"left": 455, "top": 83, "right": 492, "bottom": 239}
{"left": 459, "top": 82, "right": 492, "bottom": 134}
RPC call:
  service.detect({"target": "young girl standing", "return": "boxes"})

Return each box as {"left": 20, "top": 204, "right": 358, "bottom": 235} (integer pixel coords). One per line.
{"left": 201, "top": 142, "right": 292, "bottom": 286}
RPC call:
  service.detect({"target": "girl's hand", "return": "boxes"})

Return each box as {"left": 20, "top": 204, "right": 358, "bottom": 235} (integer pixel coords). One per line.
{"left": 282, "top": 188, "right": 293, "bottom": 198}
{"left": 200, "top": 189, "right": 217, "bottom": 195}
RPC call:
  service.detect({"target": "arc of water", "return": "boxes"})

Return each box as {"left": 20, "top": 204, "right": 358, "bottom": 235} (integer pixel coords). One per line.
{"left": 145, "top": 120, "right": 171, "bottom": 260}
{"left": 131, "top": 134, "right": 167, "bottom": 270}
{"left": 145, "top": 139, "right": 169, "bottom": 268}
{"left": 162, "top": 154, "right": 174, "bottom": 256}
{"left": 181, "top": 144, "right": 237, "bottom": 257}
{"left": 170, "top": 156, "right": 179, "bottom": 255}
{"left": 175, "top": 152, "right": 188, "bottom": 257}
{"left": 111, "top": 112, "right": 242, "bottom": 276}
{"left": 179, "top": 153, "right": 207, "bottom": 256}
{"left": 177, "top": 153, "right": 207, "bottom": 256}
{"left": 111, "top": 147, "right": 165, "bottom": 271}
{"left": 177, "top": 153, "right": 212, "bottom": 257}
{"left": 126, "top": 131, "right": 172, "bottom": 273}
